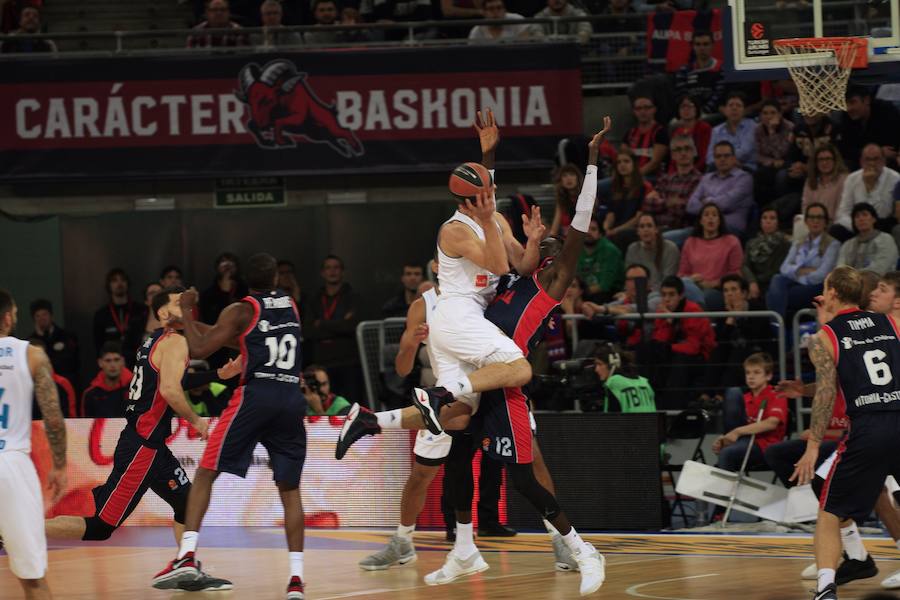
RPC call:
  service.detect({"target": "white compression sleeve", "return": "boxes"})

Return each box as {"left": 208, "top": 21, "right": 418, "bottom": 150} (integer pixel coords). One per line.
{"left": 489, "top": 168, "right": 496, "bottom": 185}
{"left": 570, "top": 164, "right": 597, "bottom": 233}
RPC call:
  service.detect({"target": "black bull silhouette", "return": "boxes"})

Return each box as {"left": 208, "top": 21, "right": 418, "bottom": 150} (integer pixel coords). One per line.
{"left": 235, "top": 60, "right": 363, "bottom": 158}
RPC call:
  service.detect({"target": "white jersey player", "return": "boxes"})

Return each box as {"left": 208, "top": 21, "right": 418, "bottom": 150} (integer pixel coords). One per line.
{"left": 411, "top": 109, "right": 545, "bottom": 435}
{"left": 0, "top": 290, "right": 67, "bottom": 600}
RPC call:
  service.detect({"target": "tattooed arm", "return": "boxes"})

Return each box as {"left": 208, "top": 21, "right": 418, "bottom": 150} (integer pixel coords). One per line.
{"left": 28, "top": 344, "right": 67, "bottom": 502}
{"left": 789, "top": 331, "right": 836, "bottom": 485}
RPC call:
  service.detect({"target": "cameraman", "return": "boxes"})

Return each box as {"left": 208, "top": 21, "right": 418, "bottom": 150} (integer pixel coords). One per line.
{"left": 303, "top": 365, "right": 351, "bottom": 416}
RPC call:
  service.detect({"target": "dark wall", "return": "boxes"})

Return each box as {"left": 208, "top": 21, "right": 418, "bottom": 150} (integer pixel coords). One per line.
{"left": 61, "top": 202, "right": 453, "bottom": 386}
{"left": 507, "top": 413, "right": 665, "bottom": 531}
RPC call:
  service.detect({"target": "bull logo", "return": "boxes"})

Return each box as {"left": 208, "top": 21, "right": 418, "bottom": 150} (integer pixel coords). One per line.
{"left": 235, "top": 59, "right": 363, "bottom": 158}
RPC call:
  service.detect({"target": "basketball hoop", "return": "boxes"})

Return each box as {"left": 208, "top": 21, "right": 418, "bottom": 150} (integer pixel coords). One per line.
{"left": 774, "top": 37, "right": 868, "bottom": 115}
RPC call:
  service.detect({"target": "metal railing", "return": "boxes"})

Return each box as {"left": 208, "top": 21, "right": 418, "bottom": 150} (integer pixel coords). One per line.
{"left": 0, "top": 15, "right": 652, "bottom": 91}
{"left": 792, "top": 308, "right": 819, "bottom": 433}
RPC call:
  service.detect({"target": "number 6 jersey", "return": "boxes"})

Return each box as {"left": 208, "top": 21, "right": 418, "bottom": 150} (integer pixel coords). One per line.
{"left": 239, "top": 290, "right": 302, "bottom": 386}
{"left": 822, "top": 308, "right": 900, "bottom": 418}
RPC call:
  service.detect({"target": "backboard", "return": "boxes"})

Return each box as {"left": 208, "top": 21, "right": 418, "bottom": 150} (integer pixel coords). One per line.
{"left": 726, "top": 0, "right": 900, "bottom": 81}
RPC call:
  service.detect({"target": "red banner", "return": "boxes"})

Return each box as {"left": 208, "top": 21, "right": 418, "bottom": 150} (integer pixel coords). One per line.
{"left": 0, "top": 45, "right": 582, "bottom": 180}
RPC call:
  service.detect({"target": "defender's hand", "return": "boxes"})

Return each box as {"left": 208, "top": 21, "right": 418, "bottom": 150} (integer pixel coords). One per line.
{"left": 474, "top": 109, "right": 499, "bottom": 155}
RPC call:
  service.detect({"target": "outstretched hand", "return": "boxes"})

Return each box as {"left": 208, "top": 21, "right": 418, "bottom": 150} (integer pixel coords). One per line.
{"left": 776, "top": 379, "right": 806, "bottom": 399}
{"left": 474, "top": 109, "right": 500, "bottom": 155}
{"left": 522, "top": 205, "right": 545, "bottom": 242}
{"left": 588, "top": 116, "right": 612, "bottom": 151}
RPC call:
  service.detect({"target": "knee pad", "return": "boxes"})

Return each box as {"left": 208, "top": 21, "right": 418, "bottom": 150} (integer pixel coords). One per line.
{"left": 83, "top": 516, "right": 117, "bottom": 541}
{"left": 171, "top": 493, "right": 188, "bottom": 525}
{"left": 507, "top": 463, "right": 561, "bottom": 521}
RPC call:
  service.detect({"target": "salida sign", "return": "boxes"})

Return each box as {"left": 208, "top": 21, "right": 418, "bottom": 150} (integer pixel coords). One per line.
{"left": 0, "top": 44, "right": 582, "bottom": 181}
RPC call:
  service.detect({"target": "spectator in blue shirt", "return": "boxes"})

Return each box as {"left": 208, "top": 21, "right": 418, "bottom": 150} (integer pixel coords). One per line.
{"left": 764, "top": 202, "right": 840, "bottom": 317}
{"left": 707, "top": 91, "right": 757, "bottom": 172}
{"left": 687, "top": 141, "right": 754, "bottom": 236}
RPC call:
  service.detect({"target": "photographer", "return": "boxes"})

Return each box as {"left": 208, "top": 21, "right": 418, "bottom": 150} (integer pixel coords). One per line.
{"left": 303, "top": 365, "right": 351, "bottom": 416}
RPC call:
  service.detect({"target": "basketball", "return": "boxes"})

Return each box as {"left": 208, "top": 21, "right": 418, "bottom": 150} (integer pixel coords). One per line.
{"left": 449, "top": 162, "right": 493, "bottom": 202}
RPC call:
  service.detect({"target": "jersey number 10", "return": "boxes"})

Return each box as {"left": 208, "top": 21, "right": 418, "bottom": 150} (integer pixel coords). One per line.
{"left": 264, "top": 334, "right": 298, "bottom": 370}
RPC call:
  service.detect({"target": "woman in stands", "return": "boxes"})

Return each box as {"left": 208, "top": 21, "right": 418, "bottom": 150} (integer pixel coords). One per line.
{"left": 549, "top": 164, "right": 582, "bottom": 236}
{"left": 741, "top": 206, "right": 791, "bottom": 300}
{"left": 671, "top": 94, "right": 711, "bottom": 173}
{"left": 602, "top": 146, "right": 651, "bottom": 251}
{"left": 677, "top": 202, "right": 743, "bottom": 311}
{"left": 624, "top": 214, "right": 680, "bottom": 292}
{"left": 753, "top": 99, "right": 795, "bottom": 204}
{"left": 765, "top": 201, "right": 840, "bottom": 318}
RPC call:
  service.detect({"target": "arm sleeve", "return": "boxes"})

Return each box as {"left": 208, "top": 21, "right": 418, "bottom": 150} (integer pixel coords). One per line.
{"left": 182, "top": 370, "right": 222, "bottom": 390}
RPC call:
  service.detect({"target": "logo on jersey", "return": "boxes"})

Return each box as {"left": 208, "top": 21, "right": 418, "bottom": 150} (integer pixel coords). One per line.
{"left": 482, "top": 437, "right": 491, "bottom": 452}
{"left": 475, "top": 274, "right": 488, "bottom": 288}
{"left": 842, "top": 337, "right": 854, "bottom": 350}
{"left": 236, "top": 59, "right": 364, "bottom": 158}
{"left": 258, "top": 319, "right": 270, "bottom": 333}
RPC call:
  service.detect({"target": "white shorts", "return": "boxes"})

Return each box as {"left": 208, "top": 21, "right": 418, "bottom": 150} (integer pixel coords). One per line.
{"left": 0, "top": 451, "right": 47, "bottom": 579}
{"left": 413, "top": 431, "right": 453, "bottom": 464}
{"left": 429, "top": 297, "right": 523, "bottom": 408}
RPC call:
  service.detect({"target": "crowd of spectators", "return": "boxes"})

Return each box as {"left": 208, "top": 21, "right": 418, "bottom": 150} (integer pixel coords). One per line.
{"left": 0, "top": 0, "right": 710, "bottom": 54}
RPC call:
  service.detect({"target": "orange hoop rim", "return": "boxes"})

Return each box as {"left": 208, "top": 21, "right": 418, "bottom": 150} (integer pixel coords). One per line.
{"left": 773, "top": 36, "right": 868, "bottom": 68}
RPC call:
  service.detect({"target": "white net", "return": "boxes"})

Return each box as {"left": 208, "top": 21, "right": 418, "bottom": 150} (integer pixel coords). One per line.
{"left": 774, "top": 38, "right": 858, "bottom": 115}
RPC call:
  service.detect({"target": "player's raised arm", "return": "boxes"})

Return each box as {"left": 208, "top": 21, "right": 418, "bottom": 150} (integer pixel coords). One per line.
{"left": 543, "top": 117, "right": 611, "bottom": 299}
{"left": 178, "top": 288, "right": 248, "bottom": 359}
{"left": 29, "top": 344, "right": 67, "bottom": 502}
{"left": 475, "top": 109, "right": 498, "bottom": 171}
{"left": 790, "top": 330, "right": 837, "bottom": 485}
{"left": 157, "top": 334, "right": 208, "bottom": 440}
{"left": 395, "top": 298, "right": 428, "bottom": 377}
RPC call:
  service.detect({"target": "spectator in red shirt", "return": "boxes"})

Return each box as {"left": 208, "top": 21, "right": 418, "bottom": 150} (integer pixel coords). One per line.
{"left": 186, "top": 0, "right": 249, "bottom": 48}
{"left": 626, "top": 95, "right": 669, "bottom": 179}
{"left": 645, "top": 275, "right": 716, "bottom": 408}
{"left": 712, "top": 352, "right": 787, "bottom": 474}
{"left": 82, "top": 341, "right": 133, "bottom": 418}
{"left": 671, "top": 95, "right": 711, "bottom": 173}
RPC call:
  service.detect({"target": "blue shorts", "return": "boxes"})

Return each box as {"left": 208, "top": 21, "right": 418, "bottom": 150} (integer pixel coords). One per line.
{"left": 201, "top": 382, "right": 307, "bottom": 486}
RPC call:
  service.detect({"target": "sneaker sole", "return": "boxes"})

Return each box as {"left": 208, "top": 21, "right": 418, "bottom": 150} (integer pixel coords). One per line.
{"left": 413, "top": 389, "right": 443, "bottom": 436}
{"left": 152, "top": 568, "right": 200, "bottom": 590}
{"left": 882, "top": 576, "right": 900, "bottom": 589}
{"left": 179, "top": 581, "right": 234, "bottom": 592}
{"left": 336, "top": 405, "right": 360, "bottom": 460}
{"left": 359, "top": 553, "right": 417, "bottom": 571}
{"left": 425, "top": 560, "right": 489, "bottom": 586}
{"left": 287, "top": 592, "right": 305, "bottom": 600}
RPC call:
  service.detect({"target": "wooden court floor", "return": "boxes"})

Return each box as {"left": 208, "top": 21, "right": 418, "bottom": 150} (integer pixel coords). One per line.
{"left": 3, "top": 528, "right": 900, "bottom": 599}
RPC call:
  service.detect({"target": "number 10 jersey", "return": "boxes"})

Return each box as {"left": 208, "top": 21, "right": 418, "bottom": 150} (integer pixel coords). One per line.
{"left": 239, "top": 290, "right": 302, "bottom": 386}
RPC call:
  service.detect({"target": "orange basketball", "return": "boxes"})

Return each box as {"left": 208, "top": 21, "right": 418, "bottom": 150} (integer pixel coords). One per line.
{"left": 449, "top": 162, "right": 493, "bottom": 202}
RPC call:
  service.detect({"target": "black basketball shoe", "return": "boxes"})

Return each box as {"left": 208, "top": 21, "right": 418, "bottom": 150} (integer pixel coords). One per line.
{"left": 813, "top": 583, "right": 837, "bottom": 600}
{"left": 412, "top": 387, "right": 453, "bottom": 435}
{"left": 835, "top": 552, "right": 878, "bottom": 585}
{"left": 335, "top": 403, "right": 381, "bottom": 460}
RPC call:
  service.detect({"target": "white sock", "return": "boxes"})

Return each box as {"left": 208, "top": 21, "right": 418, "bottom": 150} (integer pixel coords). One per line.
{"left": 561, "top": 527, "right": 590, "bottom": 554}
{"left": 376, "top": 409, "right": 403, "bottom": 429}
{"left": 543, "top": 519, "right": 559, "bottom": 536}
{"left": 841, "top": 522, "right": 868, "bottom": 560}
{"left": 454, "top": 522, "right": 477, "bottom": 558}
{"left": 289, "top": 551, "right": 304, "bottom": 579}
{"left": 817, "top": 568, "right": 835, "bottom": 591}
{"left": 449, "top": 377, "right": 473, "bottom": 397}
{"left": 397, "top": 524, "right": 415, "bottom": 541}
{"left": 177, "top": 531, "right": 198, "bottom": 559}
